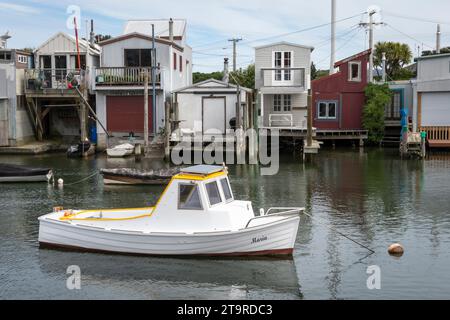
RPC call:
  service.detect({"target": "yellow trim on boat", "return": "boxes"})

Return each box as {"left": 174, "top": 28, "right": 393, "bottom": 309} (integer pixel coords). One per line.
{"left": 173, "top": 171, "right": 226, "bottom": 181}
{"left": 59, "top": 207, "right": 154, "bottom": 221}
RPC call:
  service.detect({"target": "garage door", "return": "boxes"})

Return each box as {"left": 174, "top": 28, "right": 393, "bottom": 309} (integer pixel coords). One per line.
{"left": 422, "top": 92, "right": 450, "bottom": 126}
{"left": 203, "top": 97, "right": 226, "bottom": 134}
{"left": 106, "top": 96, "right": 153, "bottom": 134}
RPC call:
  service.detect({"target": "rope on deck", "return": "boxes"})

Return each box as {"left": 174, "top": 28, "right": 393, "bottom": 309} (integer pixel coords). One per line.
{"left": 302, "top": 211, "right": 375, "bottom": 254}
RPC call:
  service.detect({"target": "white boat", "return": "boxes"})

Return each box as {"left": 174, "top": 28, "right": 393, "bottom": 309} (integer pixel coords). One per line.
{"left": 106, "top": 143, "right": 134, "bottom": 157}
{"left": 38, "top": 165, "right": 303, "bottom": 257}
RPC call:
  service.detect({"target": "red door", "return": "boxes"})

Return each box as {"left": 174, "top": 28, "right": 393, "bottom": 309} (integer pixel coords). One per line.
{"left": 106, "top": 96, "right": 153, "bottom": 134}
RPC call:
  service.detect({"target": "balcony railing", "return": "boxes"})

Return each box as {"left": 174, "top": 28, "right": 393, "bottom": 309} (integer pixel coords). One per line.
{"left": 420, "top": 126, "right": 450, "bottom": 147}
{"left": 25, "top": 68, "right": 86, "bottom": 91}
{"left": 95, "top": 67, "right": 161, "bottom": 86}
{"left": 261, "top": 68, "right": 305, "bottom": 88}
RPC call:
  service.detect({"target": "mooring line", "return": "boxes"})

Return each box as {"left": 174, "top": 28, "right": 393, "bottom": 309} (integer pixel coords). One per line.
{"left": 59, "top": 171, "right": 99, "bottom": 187}
{"left": 302, "top": 211, "right": 375, "bottom": 254}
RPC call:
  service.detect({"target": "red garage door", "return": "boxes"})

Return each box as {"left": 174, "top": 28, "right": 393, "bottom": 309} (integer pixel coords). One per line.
{"left": 106, "top": 96, "right": 153, "bottom": 134}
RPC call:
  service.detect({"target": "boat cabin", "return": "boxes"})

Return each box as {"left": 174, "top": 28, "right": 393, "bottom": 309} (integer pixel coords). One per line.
{"left": 150, "top": 165, "right": 255, "bottom": 232}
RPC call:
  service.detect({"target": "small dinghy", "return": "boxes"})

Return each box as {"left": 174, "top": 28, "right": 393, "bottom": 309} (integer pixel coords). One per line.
{"left": 106, "top": 143, "right": 134, "bottom": 157}
{"left": 67, "top": 140, "right": 91, "bottom": 158}
{"left": 0, "top": 163, "right": 53, "bottom": 183}
{"left": 38, "top": 165, "right": 303, "bottom": 257}
{"left": 100, "top": 167, "right": 180, "bottom": 185}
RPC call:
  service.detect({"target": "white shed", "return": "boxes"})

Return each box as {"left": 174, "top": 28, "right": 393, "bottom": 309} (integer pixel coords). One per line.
{"left": 173, "top": 79, "right": 253, "bottom": 137}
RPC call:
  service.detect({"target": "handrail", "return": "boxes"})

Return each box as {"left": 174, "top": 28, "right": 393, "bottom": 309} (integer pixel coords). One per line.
{"left": 245, "top": 207, "right": 304, "bottom": 228}
{"left": 95, "top": 67, "right": 160, "bottom": 85}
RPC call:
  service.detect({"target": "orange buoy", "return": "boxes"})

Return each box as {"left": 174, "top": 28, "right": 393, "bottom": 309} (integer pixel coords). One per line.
{"left": 388, "top": 243, "right": 404, "bottom": 255}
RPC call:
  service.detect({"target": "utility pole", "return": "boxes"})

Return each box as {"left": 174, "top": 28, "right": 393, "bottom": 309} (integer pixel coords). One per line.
{"left": 436, "top": 24, "right": 441, "bottom": 54}
{"left": 330, "top": 0, "right": 336, "bottom": 74}
{"left": 382, "top": 52, "right": 386, "bottom": 82}
{"left": 151, "top": 24, "right": 157, "bottom": 141}
{"left": 144, "top": 68, "right": 149, "bottom": 152}
{"left": 359, "top": 10, "right": 383, "bottom": 83}
{"left": 228, "top": 38, "right": 242, "bottom": 71}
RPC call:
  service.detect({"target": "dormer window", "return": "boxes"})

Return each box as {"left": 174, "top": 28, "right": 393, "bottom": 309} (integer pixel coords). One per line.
{"left": 348, "top": 61, "right": 361, "bottom": 82}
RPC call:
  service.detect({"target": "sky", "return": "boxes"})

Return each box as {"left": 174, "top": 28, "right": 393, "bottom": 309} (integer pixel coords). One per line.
{"left": 1, "top": 0, "right": 450, "bottom": 72}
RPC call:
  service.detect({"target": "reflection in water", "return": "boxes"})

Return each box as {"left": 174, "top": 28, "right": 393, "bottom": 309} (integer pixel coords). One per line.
{"left": 1, "top": 149, "right": 450, "bottom": 299}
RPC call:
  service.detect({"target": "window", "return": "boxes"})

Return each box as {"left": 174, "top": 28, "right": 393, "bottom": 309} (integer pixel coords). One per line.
{"left": 284, "top": 52, "right": 291, "bottom": 81}
{"left": 274, "top": 51, "right": 293, "bottom": 82}
{"left": 178, "top": 184, "right": 203, "bottom": 210}
{"left": 17, "top": 55, "right": 28, "bottom": 64}
{"left": 386, "top": 91, "right": 402, "bottom": 119}
{"left": 0, "top": 51, "right": 12, "bottom": 61}
{"left": 220, "top": 178, "right": 233, "bottom": 201}
{"left": 274, "top": 52, "right": 282, "bottom": 81}
{"left": 283, "top": 94, "right": 291, "bottom": 111}
{"left": 173, "top": 52, "right": 177, "bottom": 70}
{"left": 317, "top": 101, "right": 338, "bottom": 120}
{"left": 179, "top": 55, "right": 182, "bottom": 72}
{"left": 124, "top": 49, "right": 152, "bottom": 67}
{"left": 74, "top": 55, "right": 86, "bottom": 70}
{"left": 205, "top": 181, "right": 222, "bottom": 206}
{"left": 348, "top": 61, "right": 361, "bottom": 82}
{"left": 273, "top": 94, "right": 281, "bottom": 112}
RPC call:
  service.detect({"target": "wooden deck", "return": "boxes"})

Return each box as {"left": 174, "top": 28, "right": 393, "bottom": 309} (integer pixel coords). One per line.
{"left": 420, "top": 126, "right": 450, "bottom": 148}
{"left": 315, "top": 130, "right": 368, "bottom": 140}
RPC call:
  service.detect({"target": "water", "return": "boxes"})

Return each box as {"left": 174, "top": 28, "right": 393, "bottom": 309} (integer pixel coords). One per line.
{"left": 1, "top": 148, "right": 450, "bottom": 299}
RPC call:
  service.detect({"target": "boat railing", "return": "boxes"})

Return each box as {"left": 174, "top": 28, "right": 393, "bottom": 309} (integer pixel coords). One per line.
{"left": 245, "top": 207, "right": 304, "bottom": 228}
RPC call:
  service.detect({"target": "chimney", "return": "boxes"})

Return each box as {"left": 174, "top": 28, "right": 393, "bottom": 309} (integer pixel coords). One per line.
{"left": 89, "top": 20, "right": 95, "bottom": 46}
{"left": 436, "top": 24, "right": 441, "bottom": 54}
{"left": 169, "top": 18, "right": 174, "bottom": 42}
{"left": 222, "top": 58, "right": 229, "bottom": 83}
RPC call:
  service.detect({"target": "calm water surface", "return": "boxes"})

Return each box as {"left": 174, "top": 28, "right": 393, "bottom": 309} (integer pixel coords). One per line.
{"left": 1, "top": 148, "right": 450, "bottom": 299}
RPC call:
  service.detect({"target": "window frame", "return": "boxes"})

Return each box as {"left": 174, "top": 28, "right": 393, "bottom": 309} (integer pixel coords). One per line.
{"left": 173, "top": 52, "right": 177, "bottom": 70}
{"left": 205, "top": 181, "right": 223, "bottom": 207}
{"left": 283, "top": 94, "right": 291, "bottom": 112}
{"left": 124, "top": 49, "right": 152, "bottom": 67}
{"left": 179, "top": 55, "right": 183, "bottom": 72}
{"left": 219, "top": 177, "right": 234, "bottom": 203}
{"left": 317, "top": 101, "right": 338, "bottom": 120}
{"left": 348, "top": 61, "right": 362, "bottom": 82}
{"left": 273, "top": 94, "right": 282, "bottom": 112}
{"left": 177, "top": 183, "right": 204, "bottom": 211}
{"left": 273, "top": 50, "right": 294, "bottom": 84}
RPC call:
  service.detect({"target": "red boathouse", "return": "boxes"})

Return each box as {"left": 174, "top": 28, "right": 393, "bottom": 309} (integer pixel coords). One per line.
{"left": 312, "top": 50, "right": 371, "bottom": 145}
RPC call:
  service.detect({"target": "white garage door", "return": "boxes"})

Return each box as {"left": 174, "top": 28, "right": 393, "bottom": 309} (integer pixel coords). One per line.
{"left": 203, "top": 97, "right": 226, "bottom": 134}
{"left": 422, "top": 92, "right": 450, "bottom": 126}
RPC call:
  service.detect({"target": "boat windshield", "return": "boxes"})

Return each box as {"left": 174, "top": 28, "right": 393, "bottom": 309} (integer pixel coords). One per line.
{"left": 205, "top": 181, "right": 222, "bottom": 206}
{"left": 220, "top": 178, "right": 233, "bottom": 201}
{"left": 178, "top": 183, "right": 203, "bottom": 210}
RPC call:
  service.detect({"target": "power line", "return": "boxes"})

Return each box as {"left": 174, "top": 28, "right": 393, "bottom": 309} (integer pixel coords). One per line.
{"left": 192, "top": 11, "right": 366, "bottom": 53}
{"left": 385, "top": 23, "right": 435, "bottom": 50}
{"left": 382, "top": 10, "right": 450, "bottom": 26}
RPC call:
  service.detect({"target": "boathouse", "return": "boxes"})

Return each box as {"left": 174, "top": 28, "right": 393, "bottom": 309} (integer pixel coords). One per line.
{"left": 311, "top": 50, "right": 370, "bottom": 145}
{"left": 0, "top": 47, "right": 35, "bottom": 146}
{"left": 413, "top": 52, "right": 450, "bottom": 148}
{"left": 24, "top": 30, "right": 100, "bottom": 143}
{"left": 93, "top": 19, "right": 193, "bottom": 150}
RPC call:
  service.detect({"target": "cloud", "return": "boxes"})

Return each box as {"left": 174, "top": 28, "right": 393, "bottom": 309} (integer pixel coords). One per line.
{"left": 0, "top": 2, "right": 41, "bottom": 15}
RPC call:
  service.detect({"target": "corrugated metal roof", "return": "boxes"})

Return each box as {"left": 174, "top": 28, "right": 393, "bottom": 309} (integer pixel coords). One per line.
{"left": 124, "top": 19, "right": 186, "bottom": 38}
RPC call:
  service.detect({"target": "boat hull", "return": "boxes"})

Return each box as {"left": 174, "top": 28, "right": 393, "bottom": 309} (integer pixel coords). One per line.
{"left": 38, "top": 216, "right": 299, "bottom": 257}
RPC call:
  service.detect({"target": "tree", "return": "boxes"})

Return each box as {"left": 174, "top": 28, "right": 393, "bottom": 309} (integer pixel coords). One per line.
{"left": 94, "top": 34, "right": 112, "bottom": 43}
{"left": 229, "top": 64, "right": 255, "bottom": 89}
{"left": 311, "top": 62, "right": 329, "bottom": 80}
{"left": 362, "top": 83, "right": 392, "bottom": 144}
{"left": 193, "top": 71, "right": 223, "bottom": 84}
{"left": 373, "top": 42, "right": 413, "bottom": 80}
{"left": 422, "top": 46, "right": 450, "bottom": 56}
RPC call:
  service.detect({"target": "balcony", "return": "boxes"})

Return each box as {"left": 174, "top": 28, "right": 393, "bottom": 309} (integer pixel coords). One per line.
{"left": 420, "top": 126, "right": 450, "bottom": 148}
{"left": 25, "top": 68, "right": 86, "bottom": 96}
{"left": 94, "top": 67, "right": 161, "bottom": 87}
{"left": 260, "top": 68, "right": 305, "bottom": 90}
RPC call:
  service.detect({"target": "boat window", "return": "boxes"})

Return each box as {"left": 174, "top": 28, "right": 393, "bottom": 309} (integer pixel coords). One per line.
{"left": 205, "top": 181, "right": 222, "bottom": 206}
{"left": 220, "top": 178, "right": 233, "bottom": 201}
{"left": 178, "top": 184, "right": 203, "bottom": 210}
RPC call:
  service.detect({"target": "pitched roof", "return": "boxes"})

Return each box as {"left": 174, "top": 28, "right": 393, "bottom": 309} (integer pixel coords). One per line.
{"left": 35, "top": 32, "right": 101, "bottom": 55}
{"left": 254, "top": 41, "right": 314, "bottom": 51}
{"left": 334, "top": 49, "right": 371, "bottom": 67}
{"left": 124, "top": 19, "right": 186, "bottom": 38}
{"left": 98, "top": 32, "right": 184, "bottom": 51}
{"left": 173, "top": 78, "right": 252, "bottom": 93}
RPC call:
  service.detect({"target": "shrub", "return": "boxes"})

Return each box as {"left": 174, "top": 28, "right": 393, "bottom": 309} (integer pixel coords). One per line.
{"left": 362, "top": 83, "right": 392, "bottom": 144}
